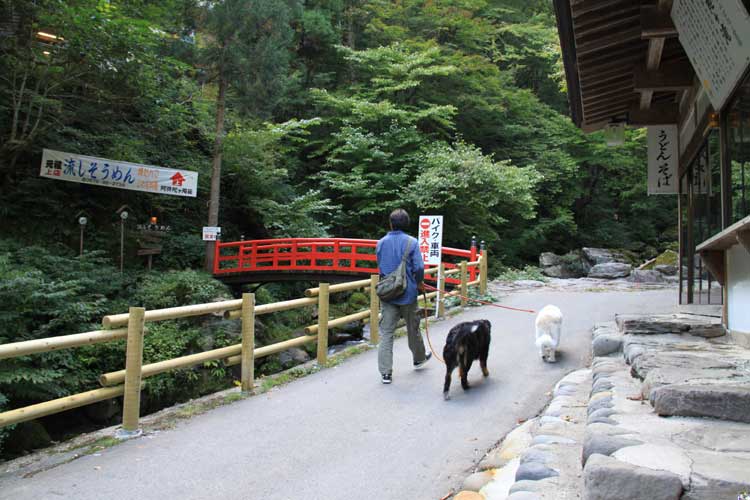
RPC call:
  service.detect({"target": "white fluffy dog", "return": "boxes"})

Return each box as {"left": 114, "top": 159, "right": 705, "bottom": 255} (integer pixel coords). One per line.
{"left": 535, "top": 305, "right": 562, "bottom": 362}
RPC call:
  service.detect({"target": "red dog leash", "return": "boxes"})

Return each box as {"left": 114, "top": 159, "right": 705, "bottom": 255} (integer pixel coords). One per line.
{"left": 422, "top": 283, "right": 536, "bottom": 314}
{"left": 419, "top": 284, "right": 536, "bottom": 365}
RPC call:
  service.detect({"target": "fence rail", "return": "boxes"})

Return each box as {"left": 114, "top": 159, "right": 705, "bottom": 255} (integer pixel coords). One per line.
{"left": 0, "top": 245, "right": 488, "bottom": 432}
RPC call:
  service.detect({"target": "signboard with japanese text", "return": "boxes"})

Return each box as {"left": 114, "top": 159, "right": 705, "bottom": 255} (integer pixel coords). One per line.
{"left": 681, "top": 152, "right": 711, "bottom": 195}
{"left": 40, "top": 149, "right": 198, "bottom": 197}
{"left": 417, "top": 215, "right": 443, "bottom": 265}
{"left": 648, "top": 126, "right": 679, "bottom": 195}
{"left": 202, "top": 226, "right": 221, "bottom": 241}
{"left": 672, "top": 0, "right": 750, "bottom": 111}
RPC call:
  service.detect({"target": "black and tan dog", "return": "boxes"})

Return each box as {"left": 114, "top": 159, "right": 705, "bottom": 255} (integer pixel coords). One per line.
{"left": 442, "top": 319, "right": 491, "bottom": 400}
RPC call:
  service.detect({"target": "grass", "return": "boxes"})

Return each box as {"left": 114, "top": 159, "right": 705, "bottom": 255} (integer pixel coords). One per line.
{"left": 495, "top": 265, "right": 548, "bottom": 282}
{"left": 69, "top": 436, "right": 121, "bottom": 456}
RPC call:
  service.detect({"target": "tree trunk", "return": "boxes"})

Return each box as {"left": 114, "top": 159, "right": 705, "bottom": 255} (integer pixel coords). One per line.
{"left": 205, "top": 72, "right": 228, "bottom": 272}
{"left": 347, "top": 2, "right": 356, "bottom": 82}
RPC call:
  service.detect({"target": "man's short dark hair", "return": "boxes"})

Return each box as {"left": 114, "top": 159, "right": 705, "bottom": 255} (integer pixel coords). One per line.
{"left": 389, "top": 209, "right": 410, "bottom": 231}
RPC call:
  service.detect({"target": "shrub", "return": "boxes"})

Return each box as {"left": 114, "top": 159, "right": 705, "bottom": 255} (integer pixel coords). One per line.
{"left": 496, "top": 265, "right": 547, "bottom": 282}
{"left": 135, "top": 270, "right": 231, "bottom": 309}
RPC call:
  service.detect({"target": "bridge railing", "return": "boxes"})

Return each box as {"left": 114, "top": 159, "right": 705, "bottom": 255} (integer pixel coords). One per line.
{"left": 0, "top": 250, "right": 487, "bottom": 433}
{"left": 213, "top": 237, "right": 479, "bottom": 284}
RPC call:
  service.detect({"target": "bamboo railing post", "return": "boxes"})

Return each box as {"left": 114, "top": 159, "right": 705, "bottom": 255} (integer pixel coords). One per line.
{"left": 120, "top": 307, "right": 145, "bottom": 436}
{"left": 438, "top": 263, "right": 446, "bottom": 317}
{"left": 317, "top": 283, "right": 329, "bottom": 365}
{"left": 480, "top": 241, "right": 488, "bottom": 295}
{"left": 369, "top": 274, "right": 380, "bottom": 344}
{"left": 240, "top": 293, "right": 255, "bottom": 393}
{"left": 460, "top": 261, "right": 468, "bottom": 307}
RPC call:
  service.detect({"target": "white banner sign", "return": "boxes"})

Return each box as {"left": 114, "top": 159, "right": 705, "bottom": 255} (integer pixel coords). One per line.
{"left": 648, "top": 125, "right": 679, "bottom": 195}
{"left": 417, "top": 215, "right": 443, "bottom": 265}
{"left": 672, "top": 0, "right": 750, "bottom": 111}
{"left": 40, "top": 149, "right": 198, "bottom": 197}
{"left": 202, "top": 227, "right": 221, "bottom": 241}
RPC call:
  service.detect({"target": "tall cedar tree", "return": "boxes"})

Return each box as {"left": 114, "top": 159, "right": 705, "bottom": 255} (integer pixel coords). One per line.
{"left": 199, "top": 0, "right": 297, "bottom": 270}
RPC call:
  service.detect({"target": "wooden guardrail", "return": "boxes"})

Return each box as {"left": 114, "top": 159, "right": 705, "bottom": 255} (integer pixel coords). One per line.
{"left": 0, "top": 250, "right": 487, "bottom": 432}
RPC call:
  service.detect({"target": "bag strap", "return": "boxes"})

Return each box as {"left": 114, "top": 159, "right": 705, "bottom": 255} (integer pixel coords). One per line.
{"left": 400, "top": 239, "right": 413, "bottom": 265}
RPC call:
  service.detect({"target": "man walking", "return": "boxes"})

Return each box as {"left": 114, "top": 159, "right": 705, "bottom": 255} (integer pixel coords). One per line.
{"left": 376, "top": 209, "right": 431, "bottom": 384}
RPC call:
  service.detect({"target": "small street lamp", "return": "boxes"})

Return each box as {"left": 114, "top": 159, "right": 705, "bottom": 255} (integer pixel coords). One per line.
{"left": 78, "top": 216, "right": 88, "bottom": 256}
{"left": 119, "top": 210, "right": 129, "bottom": 273}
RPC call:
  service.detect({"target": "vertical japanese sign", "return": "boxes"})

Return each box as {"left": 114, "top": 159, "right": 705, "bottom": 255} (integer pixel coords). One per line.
{"left": 648, "top": 126, "right": 679, "bottom": 195}
{"left": 418, "top": 215, "right": 443, "bottom": 265}
{"left": 40, "top": 149, "right": 198, "bottom": 197}
{"left": 681, "top": 152, "right": 711, "bottom": 195}
{"left": 672, "top": 0, "right": 750, "bottom": 111}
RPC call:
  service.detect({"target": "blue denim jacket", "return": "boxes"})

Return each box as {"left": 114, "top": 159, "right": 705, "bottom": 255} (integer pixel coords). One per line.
{"left": 376, "top": 230, "right": 424, "bottom": 305}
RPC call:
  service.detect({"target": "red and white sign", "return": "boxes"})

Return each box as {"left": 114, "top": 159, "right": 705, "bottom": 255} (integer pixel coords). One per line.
{"left": 417, "top": 215, "right": 443, "bottom": 265}
{"left": 202, "top": 227, "right": 221, "bottom": 241}
{"left": 40, "top": 149, "right": 198, "bottom": 197}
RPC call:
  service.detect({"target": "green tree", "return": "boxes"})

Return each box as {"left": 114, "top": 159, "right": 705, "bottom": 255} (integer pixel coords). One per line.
{"left": 408, "top": 141, "right": 539, "bottom": 249}
{"left": 198, "top": 0, "right": 298, "bottom": 270}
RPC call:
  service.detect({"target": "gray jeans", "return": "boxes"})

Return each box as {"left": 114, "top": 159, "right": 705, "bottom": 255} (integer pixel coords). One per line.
{"left": 378, "top": 301, "right": 427, "bottom": 375}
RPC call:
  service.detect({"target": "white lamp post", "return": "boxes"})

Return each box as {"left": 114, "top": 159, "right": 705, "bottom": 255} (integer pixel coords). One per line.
{"left": 119, "top": 211, "right": 128, "bottom": 273}
{"left": 78, "top": 216, "right": 88, "bottom": 256}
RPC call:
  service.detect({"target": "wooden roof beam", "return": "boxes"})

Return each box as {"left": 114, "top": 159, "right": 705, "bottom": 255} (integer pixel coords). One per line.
{"left": 584, "top": 108, "right": 630, "bottom": 123}
{"left": 585, "top": 100, "right": 632, "bottom": 116}
{"left": 639, "top": 0, "right": 671, "bottom": 110}
{"left": 582, "top": 74, "right": 633, "bottom": 92}
{"left": 571, "top": 0, "right": 634, "bottom": 18}
{"left": 581, "top": 75, "right": 633, "bottom": 92}
{"left": 634, "top": 62, "right": 694, "bottom": 91}
{"left": 585, "top": 104, "right": 630, "bottom": 119}
{"left": 578, "top": 43, "right": 645, "bottom": 69}
{"left": 573, "top": 4, "right": 639, "bottom": 30}
{"left": 576, "top": 26, "right": 642, "bottom": 57}
{"left": 573, "top": 8, "right": 640, "bottom": 37}
{"left": 641, "top": 6, "right": 678, "bottom": 39}
{"left": 629, "top": 102, "right": 679, "bottom": 125}
{"left": 583, "top": 85, "right": 633, "bottom": 107}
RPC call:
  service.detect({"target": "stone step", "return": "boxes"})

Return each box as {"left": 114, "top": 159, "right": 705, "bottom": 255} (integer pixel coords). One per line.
{"left": 650, "top": 383, "right": 750, "bottom": 423}
{"left": 584, "top": 356, "right": 750, "bottom": 500}
{"left": 615, "top": 313, "right": 725, "bottom": 338}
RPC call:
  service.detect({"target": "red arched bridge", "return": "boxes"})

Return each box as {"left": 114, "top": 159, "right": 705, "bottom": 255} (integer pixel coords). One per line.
{"left": 212, "top": 237, "right": 482, "bottom": 285}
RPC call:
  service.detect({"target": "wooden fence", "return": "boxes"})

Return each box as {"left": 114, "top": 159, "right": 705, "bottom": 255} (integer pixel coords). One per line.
{"left": 0, "top": 252, "right": 487, "bottom": 432}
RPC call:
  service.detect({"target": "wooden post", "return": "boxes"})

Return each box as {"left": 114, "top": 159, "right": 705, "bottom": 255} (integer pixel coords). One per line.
{"left": 479, "top": 241, "right": 488, "bottom": 295}
{"left": 438, "top": 263, "right": 446, "bottom": 317}
{"left": 687, "top": 167, "right": 695, "bottom": 304}
{"left": 240, "top": 293, "right": 255, "bottom": 393}
{"left": 460, "top": 261, "right": 468, "bottom": 307}
{"left": 317, "top": 283, "right": 329, "bottom": 365}
{"left": 369, "top": 275, "right": 380, "bottom": 344}
{"left": 121, "top": 307, "right": 145, "bottom": 435}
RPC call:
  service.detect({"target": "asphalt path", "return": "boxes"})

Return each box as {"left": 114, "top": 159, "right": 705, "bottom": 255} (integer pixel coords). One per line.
{"left": 0, "top": 288, "right": 676, "bottom": 500}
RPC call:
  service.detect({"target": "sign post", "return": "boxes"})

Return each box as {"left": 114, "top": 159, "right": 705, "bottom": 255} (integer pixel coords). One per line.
{"left": 647, "top": 125, "right": 679, "bottom": 195}
{"left": 202, "top": 227, "right": 221, "bottom": 241}
{"left": 418, "top": 215, "right": 444, "bottom": 319}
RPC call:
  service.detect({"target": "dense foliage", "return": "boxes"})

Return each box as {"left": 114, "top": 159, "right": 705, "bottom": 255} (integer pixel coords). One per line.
{"left": 0, "top": 0, "right": 677, "bottom": 454}
{"left": 1, "top": 0, "right": 676, "bottom": 262}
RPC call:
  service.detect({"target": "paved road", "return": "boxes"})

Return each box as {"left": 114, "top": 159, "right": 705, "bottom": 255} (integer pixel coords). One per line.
{"left": 1, "top": 288, "right": 676, "bottom": 500}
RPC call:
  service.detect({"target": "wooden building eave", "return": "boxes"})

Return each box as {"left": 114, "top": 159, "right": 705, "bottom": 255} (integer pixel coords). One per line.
{"left": 553, "top": 0, "right": 693, "bottom": 132}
